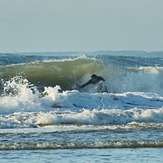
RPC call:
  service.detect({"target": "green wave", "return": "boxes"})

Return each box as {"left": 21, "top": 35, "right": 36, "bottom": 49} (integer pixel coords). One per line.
{"left": 0, "top": 58, "right": 105, "bottom": 90}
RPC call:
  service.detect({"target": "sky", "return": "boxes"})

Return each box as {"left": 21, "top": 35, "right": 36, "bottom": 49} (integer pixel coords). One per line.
{"left": 0, "top": 0, "right": 163, "bottom": 52}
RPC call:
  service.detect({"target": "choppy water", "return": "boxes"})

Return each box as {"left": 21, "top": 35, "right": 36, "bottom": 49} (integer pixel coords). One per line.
{"left": 0, "top": 51, "right": 163, "bottom": 162}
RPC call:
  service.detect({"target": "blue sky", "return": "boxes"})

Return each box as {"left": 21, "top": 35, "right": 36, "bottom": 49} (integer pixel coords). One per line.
{"left": 0, "top": 0, "right": 163, "bottom": 52}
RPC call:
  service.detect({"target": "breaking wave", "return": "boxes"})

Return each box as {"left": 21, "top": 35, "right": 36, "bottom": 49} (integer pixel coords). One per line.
{"left": 0, "top": 56, "right": 163, "bottom": 94}
{"left": 0, "top": 141, "right": 163, "bottom": 150}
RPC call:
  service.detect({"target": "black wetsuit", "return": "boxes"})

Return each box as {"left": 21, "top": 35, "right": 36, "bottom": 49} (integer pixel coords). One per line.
{"left": 79, "top": 76, "right": 105, "bottom": 89}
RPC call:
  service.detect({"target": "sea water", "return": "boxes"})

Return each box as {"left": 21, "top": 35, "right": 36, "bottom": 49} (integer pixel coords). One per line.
{"left": 0, "top": 51, "right": 163, "bottom": 162}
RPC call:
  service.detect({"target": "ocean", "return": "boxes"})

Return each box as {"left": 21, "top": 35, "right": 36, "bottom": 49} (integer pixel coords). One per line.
{"left": 0, "top": 51, "right": 163, "bottom": 162}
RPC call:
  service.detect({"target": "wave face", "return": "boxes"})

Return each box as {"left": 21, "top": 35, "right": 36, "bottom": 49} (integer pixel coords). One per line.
{"left": 0, "top": 56, "right": 104, "bottom": 90}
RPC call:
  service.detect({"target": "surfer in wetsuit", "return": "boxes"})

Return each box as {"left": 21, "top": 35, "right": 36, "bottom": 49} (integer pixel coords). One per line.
{"left": 79, "top": 74, "right": 108, "bottom": 93}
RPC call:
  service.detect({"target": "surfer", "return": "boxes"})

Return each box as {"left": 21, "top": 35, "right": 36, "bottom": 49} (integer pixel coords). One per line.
{"left": 79, "top": 74, "right": 108, "bottom": 93}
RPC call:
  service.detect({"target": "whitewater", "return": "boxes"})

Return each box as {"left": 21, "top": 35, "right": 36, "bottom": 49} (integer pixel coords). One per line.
{"left": 0, "top": 51, "right": 163, "bottom": 162}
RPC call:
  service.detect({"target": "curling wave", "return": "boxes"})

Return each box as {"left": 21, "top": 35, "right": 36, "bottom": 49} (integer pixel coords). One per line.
{"left": 0, "top": 57, "right": 105, "bottom": 90}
